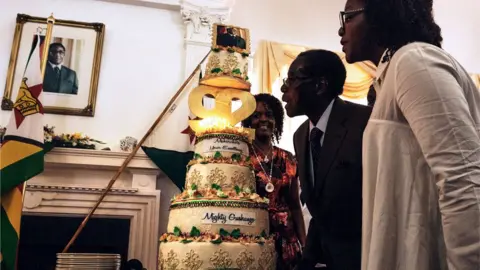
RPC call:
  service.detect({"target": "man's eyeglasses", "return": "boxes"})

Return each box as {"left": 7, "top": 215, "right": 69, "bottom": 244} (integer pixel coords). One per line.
{"left": 283, "top": 77, "right": 310, "bottom": 88}
{"left": 339, "top": 8, "right": 365, "bottom": 32}
{"left": 282, "top": 76, "right": 327, "bottom": 89}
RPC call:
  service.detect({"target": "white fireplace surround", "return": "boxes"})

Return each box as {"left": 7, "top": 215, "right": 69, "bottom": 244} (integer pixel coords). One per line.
{"left": 22, "top": 148, "right": 161, "bottom": 270}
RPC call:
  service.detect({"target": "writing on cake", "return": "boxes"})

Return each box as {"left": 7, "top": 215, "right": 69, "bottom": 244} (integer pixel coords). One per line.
{"left": 209, "top": 145, "right": 242, "bottom": 152}
{"left": 203, "top": 139, "right": 246, "bottom": 154}
{"left": 201, "top": 210, "right": 256, "bottom": 226}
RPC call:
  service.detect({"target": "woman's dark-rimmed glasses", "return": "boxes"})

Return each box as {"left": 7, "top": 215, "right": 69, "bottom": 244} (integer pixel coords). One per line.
{"left": 339, "top": 8, "right": 365, "bottom": 31}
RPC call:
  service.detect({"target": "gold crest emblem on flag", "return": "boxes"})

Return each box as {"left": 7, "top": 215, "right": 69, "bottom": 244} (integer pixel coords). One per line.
{"left": 13, "top": 78, "right": 40, "bottom": 117}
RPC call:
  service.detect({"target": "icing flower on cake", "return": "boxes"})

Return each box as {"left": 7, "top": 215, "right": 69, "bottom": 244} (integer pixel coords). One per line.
{"left": 216, "top": 190, "right": 228, "bottom": 198}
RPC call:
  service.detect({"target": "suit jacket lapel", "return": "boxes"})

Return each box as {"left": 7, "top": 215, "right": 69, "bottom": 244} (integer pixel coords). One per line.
{"left": 296, "top": 121, "right": 313, "bottom": 200}
{"left": 314, "top": 98, "right": 348, "bottom": 195}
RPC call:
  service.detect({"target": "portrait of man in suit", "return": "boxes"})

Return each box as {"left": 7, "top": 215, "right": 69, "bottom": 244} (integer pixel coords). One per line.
{"left": 215, "top": 25, "right": 247, "bottom": 50}
{"left": 43, "top": 42, "right": 79, "bottom": 95}
{"left": 281, "top": 49, "right": 371, "bottom": 270}
{"left": 231, "top": 28, "right": 246, "bottom": 49}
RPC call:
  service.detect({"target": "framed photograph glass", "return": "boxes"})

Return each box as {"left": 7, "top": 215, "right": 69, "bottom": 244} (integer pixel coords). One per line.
{"left": 2, "top": 14, "right": 105, "bottom": 117}
{"left": 212, "top": 24, "right": 250, "bottom": 54}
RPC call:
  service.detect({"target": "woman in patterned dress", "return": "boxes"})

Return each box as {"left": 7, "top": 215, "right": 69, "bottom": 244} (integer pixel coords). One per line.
{"left": 242, "top": 93, "right": 306, "bottom": 270}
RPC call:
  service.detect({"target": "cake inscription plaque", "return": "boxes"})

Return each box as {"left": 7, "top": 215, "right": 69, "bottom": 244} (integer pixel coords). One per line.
{"left": 201, "top": 210, "right": 256, "bottom": 226}
{"left": 197, "top": 138, "right": 248, "bottom": 155}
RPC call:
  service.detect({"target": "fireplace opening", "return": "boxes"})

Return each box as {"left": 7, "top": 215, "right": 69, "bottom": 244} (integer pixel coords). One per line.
{"left": 17, "top": 215, "right": 130, "bottom": 270}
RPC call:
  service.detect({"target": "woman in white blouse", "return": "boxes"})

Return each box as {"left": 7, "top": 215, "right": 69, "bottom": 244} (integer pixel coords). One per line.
{"left": 338, "top": 0, "right": 480, "bottom": 269}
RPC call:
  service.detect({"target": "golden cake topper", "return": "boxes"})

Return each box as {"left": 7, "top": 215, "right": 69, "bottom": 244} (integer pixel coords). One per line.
{"left": 188, "top": 85, "right": 255, "bottom": 134}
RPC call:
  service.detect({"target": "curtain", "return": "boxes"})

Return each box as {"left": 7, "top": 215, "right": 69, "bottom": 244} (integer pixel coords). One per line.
{"left": 252, "top": 40, "right": 376, "bottom": 99}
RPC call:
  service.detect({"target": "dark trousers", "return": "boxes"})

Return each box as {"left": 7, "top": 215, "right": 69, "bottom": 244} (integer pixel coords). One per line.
{"left": 318, "top": 238, "right": 361, "bottom": 270}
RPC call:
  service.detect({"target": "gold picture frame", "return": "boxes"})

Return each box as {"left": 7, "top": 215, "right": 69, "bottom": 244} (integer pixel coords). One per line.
{"left": 2, "top": 13, "right": 105, "bottom": 117}
{"left": 212, "top": 23, "right": 251, "bottom": 55}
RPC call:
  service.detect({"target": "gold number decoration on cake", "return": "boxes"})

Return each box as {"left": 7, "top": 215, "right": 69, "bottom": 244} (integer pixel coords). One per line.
{"left": 188, "top": 85, "right": 256, "bottom": 134}
{"left": 210, "top": 249, "right": 233, "bottom": 268}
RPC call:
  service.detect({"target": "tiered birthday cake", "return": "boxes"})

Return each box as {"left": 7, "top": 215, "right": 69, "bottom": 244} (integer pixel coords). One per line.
{"left": 158, "top": 24, "right": 276, "bottom": 270}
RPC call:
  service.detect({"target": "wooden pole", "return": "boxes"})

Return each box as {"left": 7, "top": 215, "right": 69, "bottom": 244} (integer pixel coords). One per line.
{"left": 62, "top": 52, "right": 210, "bottom": 253}
{"left": 17, "top": 13, "right": 55, "bottom": 270}
{"left": 41, "top": 14, "right": 56, "bottom": 78}
{"left": 21, "top": 13, "right": 55, "bottom": 206}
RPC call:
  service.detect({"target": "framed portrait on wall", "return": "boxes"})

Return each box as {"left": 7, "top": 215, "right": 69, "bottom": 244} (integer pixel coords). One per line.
{"left": 2, "top": 13, "right": 105, "bottom": 117}
{"left": 212, "top": 24, "right": 250, "bottom": 54}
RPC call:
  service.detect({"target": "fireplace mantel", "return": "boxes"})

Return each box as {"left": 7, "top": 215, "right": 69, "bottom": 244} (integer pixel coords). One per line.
{"left": 23, "top": 148, "right": 161, "bottom": 270}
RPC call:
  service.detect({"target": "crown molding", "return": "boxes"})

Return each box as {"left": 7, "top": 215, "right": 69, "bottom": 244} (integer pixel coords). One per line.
{"left": 95, "top": 0, "right": 181, "bottom": 10}
{"left": 181, "top": 0, "right": 234, "bottom": 43}
{"left": 94, "top": 0, "right": 235, "bottom": 11}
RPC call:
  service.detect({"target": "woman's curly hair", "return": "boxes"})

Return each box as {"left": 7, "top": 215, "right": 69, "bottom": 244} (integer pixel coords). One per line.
{"left": 241, "top": 93, "right": 284, "bottom": 143}
{"left": 364, "top": 0, "right": 443, "bottom": 62}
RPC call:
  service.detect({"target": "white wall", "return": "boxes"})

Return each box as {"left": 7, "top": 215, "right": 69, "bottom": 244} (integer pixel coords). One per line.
{"left": 230, "top": 0, "right": 480, "bottom": 73}
{"left": 0, "top": 0, "right": 186, "bottom": 149}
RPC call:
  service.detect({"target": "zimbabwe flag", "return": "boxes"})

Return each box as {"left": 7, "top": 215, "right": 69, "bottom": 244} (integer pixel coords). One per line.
{"left": 0, "top": 33, "right": 45, "bottom": 270}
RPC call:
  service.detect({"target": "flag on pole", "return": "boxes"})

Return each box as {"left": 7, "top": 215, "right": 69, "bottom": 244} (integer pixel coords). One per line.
{"left": 141, "top": 70, "right": 203, "bottom": 190}
{"left": 0, "top": 33, "right": 45, "bottom": 270}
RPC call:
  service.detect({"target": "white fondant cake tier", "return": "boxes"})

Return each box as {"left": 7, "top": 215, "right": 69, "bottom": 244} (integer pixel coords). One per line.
{"left": 159, "top": 241, "right": 276, "bottom": 270}
{"left": 195, "top": 133, "right": 249, "bottom": 158}
{"left": 201, "top": 50, "right": 250, "bottom": 90}
{"left": 186, "top": 163, "right": 255, "bottom": 192}
{"left": 167, "top": 200, "right": 269, "bottom": 235}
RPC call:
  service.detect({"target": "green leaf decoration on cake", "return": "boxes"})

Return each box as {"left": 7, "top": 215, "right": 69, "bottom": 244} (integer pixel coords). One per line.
{"left": 174, "top": 227, "right": 182, "bottom": 236}
{"left": 230, "top": 228, "right": 241, "bottom": 239}
{"left": 212, "top": 47, "right": 220, "bottom": 52}
{"left": 232, "top": 68, "right": 242, "bottom": 75}
{"left": 245, "top": 75, "right": 249, "bottom": 81}
{"left": 194, "top": 153, "right": 203, "bottom": 159}
{"left": 191, "top": 183, "right": 198, "bottom": 190}
{"left": 234, "top": 185, "right": 241, "bottom": 194}
{"left": 227, "top": 47, "right": 235, "bottom": 53}
{"left": 181, "top": 239, "right": 193, "bottom": 244}
{"left": 260, "top": 230, "right": 267, "bottom": 238}
{"left": 245, "top": 156, "right": 251, "bottom": 162}
{"left": 231, "top": 153, "right": 241, "bottom": 161}
{"left": 219, "top": 228, "right": 229, "bottom": 237}
{"left": 190, "top": 226, "right": 201, "bottom": 237}
{"left": 214, "top": 151, "right": 222, "bottom": 159}
{"left": 211, "top": 183, "right": 221, "bottom": 190}
{"left": 241, "top": 52, "right": 250, "bottom": 58}
{"left": 211, "top": 67, "right": 223, "bottom": 74}
{"left": 200, "top": 160, "right": 208, "bottom": 164}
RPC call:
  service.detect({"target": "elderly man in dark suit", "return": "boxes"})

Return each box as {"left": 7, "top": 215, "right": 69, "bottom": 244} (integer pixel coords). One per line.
{"left": 43, "top": 42, "right": 78, "bottom": 95}
{"left": 281, "top": 49, "right": 371, "bottom": 270}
